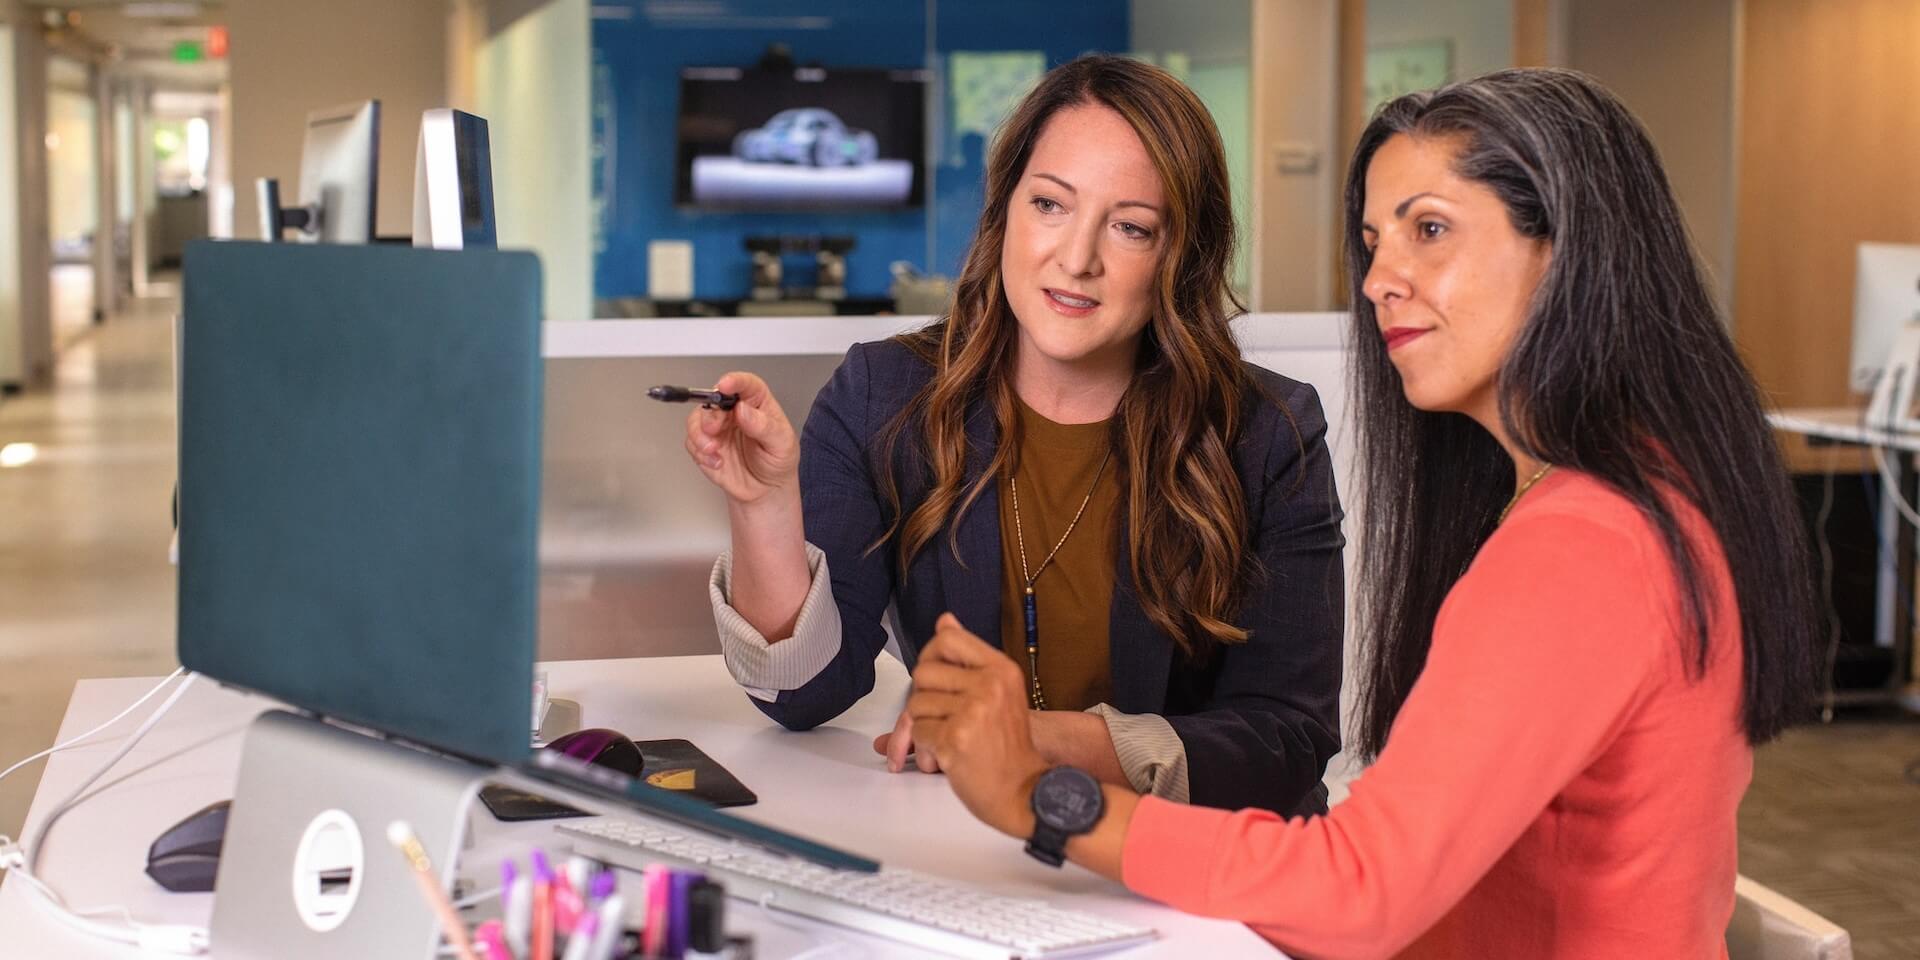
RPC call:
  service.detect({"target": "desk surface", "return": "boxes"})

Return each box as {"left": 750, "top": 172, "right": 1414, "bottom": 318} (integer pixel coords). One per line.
{"left": 0, "top": 656, "right": 1281, "bottom": 958}
{"left": 1770, "top": 405, "right": 1920, "bottom": 453}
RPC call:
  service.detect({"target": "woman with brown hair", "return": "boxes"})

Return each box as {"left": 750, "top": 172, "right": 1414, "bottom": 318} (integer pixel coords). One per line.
{"left": 683, "top": 54, "right": 1345, "bottom": 814}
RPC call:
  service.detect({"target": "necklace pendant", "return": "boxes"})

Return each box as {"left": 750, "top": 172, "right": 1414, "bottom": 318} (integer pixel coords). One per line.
{"left": 1026, "top": 648, "right": 1047, "bottom": 710}
{"left": 1022, "top": 590, "right": 1038, "bottom": 652}
{"left": 1023, "top": 589, "right": 1046, "bottom": 709}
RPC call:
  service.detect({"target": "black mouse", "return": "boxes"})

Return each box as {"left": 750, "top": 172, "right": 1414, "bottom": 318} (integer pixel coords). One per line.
{"left": 146, "top": 799, "right": 230, "bottom": 892}
{"left": 546, "top": 727, "right": 644, "bottom": 778}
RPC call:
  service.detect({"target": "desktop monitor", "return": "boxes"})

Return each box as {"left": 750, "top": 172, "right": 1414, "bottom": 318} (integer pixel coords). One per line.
{"left": 1849, "top": 242, "right": 1920, "bottom": 393}
{"left": 257, "top": 100, "right": 380, "bottom": 243}
{"left": 413, "top": 108, "right": 496, "bottom": 250}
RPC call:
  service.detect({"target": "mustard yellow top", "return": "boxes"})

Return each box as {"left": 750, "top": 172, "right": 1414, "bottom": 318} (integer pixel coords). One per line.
{"left": 996, "top": 398, "right": 1121, "bottom": 712}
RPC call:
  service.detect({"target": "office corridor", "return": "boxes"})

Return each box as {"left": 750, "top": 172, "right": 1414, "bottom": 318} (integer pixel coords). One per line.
{"left": 0, "top": 292, "right": 180, "bottom": 841}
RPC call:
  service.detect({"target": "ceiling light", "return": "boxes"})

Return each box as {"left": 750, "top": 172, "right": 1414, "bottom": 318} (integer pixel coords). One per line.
{"left": 0, "top": 443, "right": 38, "bottom": 468}
{"left": 123, "top": 2, "right": 202, "bottom": 18}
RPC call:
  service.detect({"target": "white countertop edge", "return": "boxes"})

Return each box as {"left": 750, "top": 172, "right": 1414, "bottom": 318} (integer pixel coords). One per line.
{"left": 543, "top": 311, "right": 1352, "bottom": 359}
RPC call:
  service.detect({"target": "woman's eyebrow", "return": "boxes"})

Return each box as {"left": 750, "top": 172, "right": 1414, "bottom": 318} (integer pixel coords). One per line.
{"left": 1394, "top": 191, "right": 1439, "bottom": 219}
{"left": 1032, "top": 172, "right": 1160, "bottom": 214}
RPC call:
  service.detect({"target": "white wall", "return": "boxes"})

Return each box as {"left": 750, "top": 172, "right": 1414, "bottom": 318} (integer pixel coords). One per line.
{"left": 2, "top": 3, "right": 52, "bottom": 386}
{"left": 1250, "top": 0, "right": 1341, "bottom": 311}
{"left": 227, "top": 0, "right": 448, "bottom": 240}
{"left": 1566, "top": 0, "right": 1740, "bottom": 312}
{"left": 47, "top": 86, "right": 97, "bottom": 248}
{"left": 0, "top": 22, "right": 19, "bottom": 386}
{"left": 1367, "top": 0, "right": 1513, "bottom": 85}
{"left": 475, "top": 0, "right": 591, "bottom": 322}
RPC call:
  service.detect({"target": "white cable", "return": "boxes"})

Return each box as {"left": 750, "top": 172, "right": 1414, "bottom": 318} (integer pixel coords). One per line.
{"left": 453, "top": 884, "right": 502, "bottom": 911}
{"left": 0, "top": 670, "right": 210, "bottom": 954}
{"left": 1871, "top": 443, "right": 1920, "bottom": 529}
{"left": 1814, "top": 454, "right": 1844, "bottom": 724}
{"left": 0, "top": 667, "right": 185, "bottom": 787}
{"left": 26, "top": 672, "right": 200, "bottom": 872}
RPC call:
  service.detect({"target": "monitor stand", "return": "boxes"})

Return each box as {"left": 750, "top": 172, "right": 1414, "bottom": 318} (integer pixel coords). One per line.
{"left": 1869, "top": 317, "right": 1920, "bottom": 432}
{"left": 210, "top": 710, "right": 489, "bottom": 960}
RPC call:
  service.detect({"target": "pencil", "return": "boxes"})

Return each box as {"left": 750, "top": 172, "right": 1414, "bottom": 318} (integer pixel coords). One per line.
{"left": 386, "top": 821, "right": 481, "bottom": 960}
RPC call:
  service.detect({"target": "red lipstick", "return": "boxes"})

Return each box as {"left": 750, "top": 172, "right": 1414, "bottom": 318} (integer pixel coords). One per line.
{"left": 1383, "top": 327, "right": 1429, "bottom": 351}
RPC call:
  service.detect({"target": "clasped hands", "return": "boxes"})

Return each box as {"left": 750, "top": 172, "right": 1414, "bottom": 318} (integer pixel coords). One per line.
{"left": 873, "top": 613, "right": 1052, "bottom": 839}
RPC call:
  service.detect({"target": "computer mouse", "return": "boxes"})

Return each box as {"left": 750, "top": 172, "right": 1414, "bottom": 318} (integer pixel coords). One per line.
{"left": 545, "top": 727, "right": 644, "bottom": 778}
{"left": 146, "top": 799, "right": 230, "bottom": 893}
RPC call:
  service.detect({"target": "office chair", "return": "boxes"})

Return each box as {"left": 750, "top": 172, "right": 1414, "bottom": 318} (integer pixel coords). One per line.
{"left": 1727, "top": 875, "right": 1854, "bottom": 960}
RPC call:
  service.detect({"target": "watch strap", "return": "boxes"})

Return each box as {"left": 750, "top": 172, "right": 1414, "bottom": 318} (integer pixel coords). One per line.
{"left": 1024, "top": 821, "right": 1069, "bottom": 867}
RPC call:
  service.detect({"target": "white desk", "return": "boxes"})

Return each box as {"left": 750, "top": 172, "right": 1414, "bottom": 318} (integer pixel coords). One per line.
{"left": 0, "top": 656, "right": 1282, "bottom": 958}
{"left": 1769, "top": 406, "right": 1920, "bottom": 708}
{"left": 1768, "top": 406, "right": 1920, "bottom": 454}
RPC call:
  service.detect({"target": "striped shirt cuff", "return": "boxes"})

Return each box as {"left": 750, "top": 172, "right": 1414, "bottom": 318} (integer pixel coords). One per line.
{"left": 1086, "top": 703, "right": 1191, "bottom": 803}
{"left": 710, "top": 543, "right": 843, "bottom": 701}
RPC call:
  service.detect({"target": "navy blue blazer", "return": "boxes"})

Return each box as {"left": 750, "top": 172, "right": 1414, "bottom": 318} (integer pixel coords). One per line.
{"left": 755, "top": 338, "right": 1346, "bottom": 815}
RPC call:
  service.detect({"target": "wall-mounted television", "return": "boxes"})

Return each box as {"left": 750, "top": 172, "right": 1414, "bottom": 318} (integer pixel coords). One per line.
{"left": 674, "top": 65, "right": 927, "bottom": 210}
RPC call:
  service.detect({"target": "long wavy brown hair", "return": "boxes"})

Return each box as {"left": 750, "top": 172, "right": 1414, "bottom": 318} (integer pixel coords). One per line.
{"left": 874, "top": 55, "right": 1255, "bottom": 657}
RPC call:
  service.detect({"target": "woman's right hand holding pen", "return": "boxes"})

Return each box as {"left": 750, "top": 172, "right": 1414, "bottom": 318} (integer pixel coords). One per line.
{"left": 684, "top": 372, "right": 812, "bottom": 642}
{"left": 683, "top": 372, "right": 799, "bottom": 505}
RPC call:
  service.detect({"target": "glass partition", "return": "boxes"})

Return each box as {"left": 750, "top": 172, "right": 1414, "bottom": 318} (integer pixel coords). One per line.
{"left": 588, "top": 0, "right": 1253, "bottom": 316}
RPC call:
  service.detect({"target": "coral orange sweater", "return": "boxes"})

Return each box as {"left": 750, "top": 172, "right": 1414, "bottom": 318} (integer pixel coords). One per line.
{"left": 1122, "top": 470, "right": 1750, "bottom": 959}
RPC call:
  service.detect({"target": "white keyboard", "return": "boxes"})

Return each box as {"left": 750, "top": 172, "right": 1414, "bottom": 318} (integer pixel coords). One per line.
{"left": 556, "top": 816, "right": 1157, "bottom": 960}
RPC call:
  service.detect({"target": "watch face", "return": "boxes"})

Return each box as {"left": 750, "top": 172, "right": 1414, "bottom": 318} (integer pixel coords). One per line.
{"left": 1033, "top": 767, "right": 1103, "bottom": 833}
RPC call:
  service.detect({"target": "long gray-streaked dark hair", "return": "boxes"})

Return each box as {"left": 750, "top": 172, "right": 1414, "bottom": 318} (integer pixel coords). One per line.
{"left": 1345, "top": 68, "right": 1818, "bottom": 758}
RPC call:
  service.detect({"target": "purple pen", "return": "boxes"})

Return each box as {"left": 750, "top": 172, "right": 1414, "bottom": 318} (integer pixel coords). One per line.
{"left": 589, "top": 869, "right": 617, "bottom": 905}
{"left": 502, "top": 859, "right": 532, "bottom": 957}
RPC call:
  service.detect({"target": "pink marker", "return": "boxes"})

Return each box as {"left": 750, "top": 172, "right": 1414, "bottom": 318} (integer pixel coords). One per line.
{"left": 553, "top": 869, "right": 584, "bottom": 937}
{"left": 475, "top": 919, "right": 511, "bottom": 960}
{"left": 641, "top": 865, "right": 670, "bottom": 958}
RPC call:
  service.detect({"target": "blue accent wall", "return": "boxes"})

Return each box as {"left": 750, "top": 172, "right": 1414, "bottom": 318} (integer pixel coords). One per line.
{"left": 591, "top": 1, "right": 1129, "bottom": 302}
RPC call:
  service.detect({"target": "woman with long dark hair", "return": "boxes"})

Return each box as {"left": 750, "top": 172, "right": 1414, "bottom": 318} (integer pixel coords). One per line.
{"left": 907, "top": 68, "right": 1819, "bottom": 957}
{"left": 682, "top": 55, "right": 1346, "bottom": 816}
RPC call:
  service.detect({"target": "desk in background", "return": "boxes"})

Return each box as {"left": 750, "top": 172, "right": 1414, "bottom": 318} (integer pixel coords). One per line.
{"left": 1769, "top": 407, "right": 1920, "bottom": 710}
{"left": 0, "top": 655, "right": 1285, "bottom": 958}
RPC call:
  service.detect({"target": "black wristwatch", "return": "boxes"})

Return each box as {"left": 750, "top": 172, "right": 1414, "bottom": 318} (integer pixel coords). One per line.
{"left": 1024, "top": 766, "right": 1104, "bottom": 867}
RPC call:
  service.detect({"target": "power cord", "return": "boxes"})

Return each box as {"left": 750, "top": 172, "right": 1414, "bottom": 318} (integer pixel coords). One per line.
{"left": 0, "top": 667, "right": 187, "bottom": 785}
{"left": 1814, "top": 454, "right": 1844, "bottom": 724}
{"left": 1869, "top": 443, "right": 1920, "bottom": 529}
{"left": 1860, "top": 438, "right": 1920, "bottom": 786}
{"left": 0, "top": 669, "right": 210, "bottom": 954}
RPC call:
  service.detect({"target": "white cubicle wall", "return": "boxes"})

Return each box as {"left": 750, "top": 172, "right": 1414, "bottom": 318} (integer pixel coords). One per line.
{"left": 539, "top": 312, "right": 1364, "bottom": 792}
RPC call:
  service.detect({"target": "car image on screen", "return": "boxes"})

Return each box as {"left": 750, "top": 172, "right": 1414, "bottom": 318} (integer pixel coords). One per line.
{"left": 732, "top": 108, "right": 880, "bottom": 167}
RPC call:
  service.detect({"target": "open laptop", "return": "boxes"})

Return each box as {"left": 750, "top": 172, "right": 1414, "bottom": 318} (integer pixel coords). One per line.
{"left": 176, "top": 239, "right": 874, "bottom": 872}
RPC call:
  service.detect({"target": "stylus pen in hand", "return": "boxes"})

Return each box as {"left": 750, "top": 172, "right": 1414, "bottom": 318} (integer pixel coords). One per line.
{"left": 386, "top": 820, "right": 482, "bottom": 960}
{"left": 647, "top": 385, "right": 739, "bottom": 410}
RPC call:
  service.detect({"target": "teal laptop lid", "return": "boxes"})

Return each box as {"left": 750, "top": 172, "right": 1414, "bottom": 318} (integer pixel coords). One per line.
{"left": 178, "top": 240, "right": 542, "bottom": 764}
{"left": 178, "top": 240, "right": 879, "bottom": 873}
